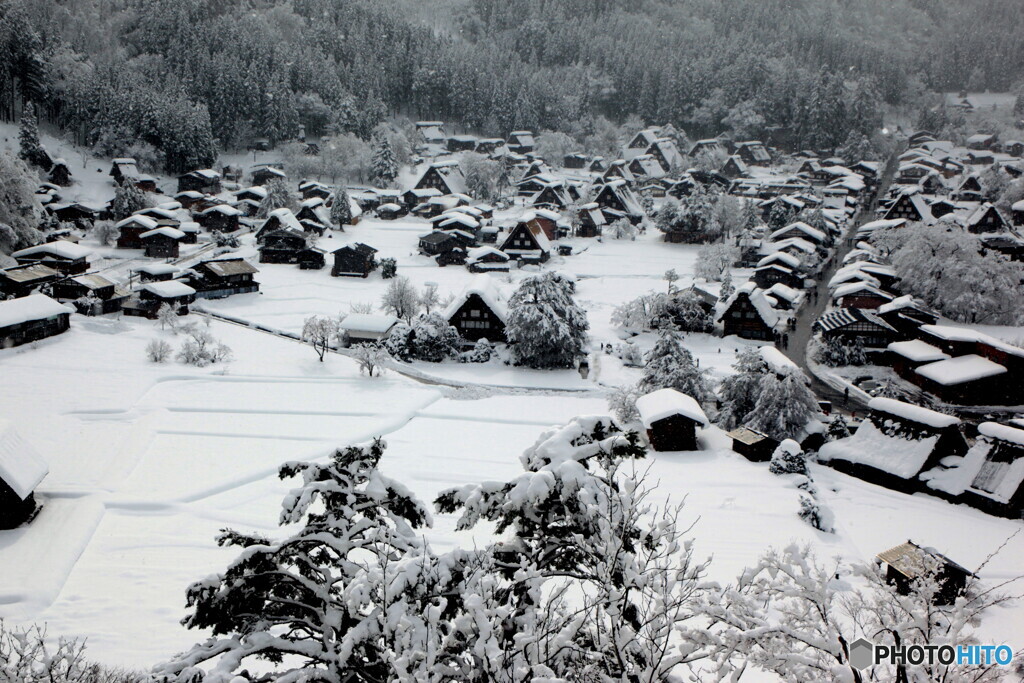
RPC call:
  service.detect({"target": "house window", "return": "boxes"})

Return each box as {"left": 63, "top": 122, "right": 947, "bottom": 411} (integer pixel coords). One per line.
{"left": 470, "top": 310, "right": 480, "bottom": 318}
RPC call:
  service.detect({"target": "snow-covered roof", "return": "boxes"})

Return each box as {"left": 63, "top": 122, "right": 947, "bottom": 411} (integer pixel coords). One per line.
{"left": 756, "top": 251, "right": 801, "bottom": 269}
{"left": 0, "top": 294, "right": 72, "bottom": 328}
{"left": 0, "top": 419, "right": 48, "bottom": 500}
{"left": 978, "top": 422, "right": 1024, "bottom": 446}
{"left": 12, "top": 240, "right": 92, "bottom": 261}
{"left": 758, "top": 346, "right": 799, "bottom": 374}
{"left": 466, "top": 246, "right": 509, "bottom": 264}
{"left": 142, "top": 281, "right": 196, "bottom": 299}
{"left": 439, "top": 213, "right": 479, "bottom": 229}
{"left": 265, "top": 208, "right": 302, "bottom": 232}
{"left": 819, "top": 420, "right": 939, "bottom": 479}
{"left": 137, "top": 264, "right": 180, "bottom": 276}
{"left": 923, "top": 422, "right": 1024, "bottom": 504}
{"left": 869, "top": 397, "right": 959, "bottom": 428}
{"left": 887, "top": 340, "right": 950, "bottom": 363}
{"left": 179, "top": 221, "right": 200, "bottom": 233}
{"left": 1012, "top": 199, "right": 1024, "bottom": 212}
{"left": 339, "top": 313, "right": 399, "bottom": 335}
{"left": 832, "top": 281, "right": 893, "bottom": 301}
{"left": 140, "top": 227, "right": 186, "bottom": 240}
{"left": 115, "top": 215, "right": 158, "bottom": 230}
{"left": 920, "top": 325, "right": 1024, "bottom": 359}
{"left": 718, "top": 282, "right": 780, "bottom": 329}
{"left": 199, "top": 259, "right": 258, "bottom": 277}
{"left": 636, "top": 388, "right": 709, "bottom": 429}
{"left": 769, "top": 221, "right": 826, "bottom": 244}
{"left": 444, "top": 274, "right": 508, "bottom": 323}
{"left": 915, "top": 354, "right": 1007, "bottom": 386}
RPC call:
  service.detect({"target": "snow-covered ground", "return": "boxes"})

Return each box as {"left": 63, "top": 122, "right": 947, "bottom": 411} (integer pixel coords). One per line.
{"left": 1, "top": 130, "right": 1022, "bottom": 672}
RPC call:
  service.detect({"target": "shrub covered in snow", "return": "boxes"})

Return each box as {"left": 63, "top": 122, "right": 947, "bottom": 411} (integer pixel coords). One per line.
{"left": 744, "top": 368, "right": 819, "bottom": 441}
{"left": 176, "top": 329, "right": 232, "bottom": 367}
{"left": 768, "top": 439, "right": 808, "bottom": 477}
{"left": 379, "top": 257, "right": 397, "bottom": 279}
{"left": 814, "top": 336, "right": 866, "bottom": 367}
{"left": 145, "top": 339, "right": 172, "bottom": 363}
{"left": 351, "top": 342, "right": 388, "bottom": 376}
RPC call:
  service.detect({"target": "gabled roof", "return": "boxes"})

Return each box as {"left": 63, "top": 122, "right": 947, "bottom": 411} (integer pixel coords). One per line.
{"left": 140, "top": 227, "right": 186, "bottom": 240}
{"left": 444, "top": 274, "right": 508, "bottom": 323}
{"left": 717, "top": 282, "right": 779, "bottom": 328}
{"left": 814, "top": 307, "right": 895, "bottom": 334}
{"left": 0, "top": 419, "right": 48, "bottom": 500}
{"left": 116, "top": 215, "right": 158, "bottom": 230}
{"left": 0, "top": 294, "right": 72, "bottom": 328}
{"left": 142, "top": 281, "right": 196, "bottom": 298}
{"left": 12, "top": 240, "right": 92, "bottom": 261}
{"left": 876, "top": 541, "right": 973, "bottom": 580}
{"left": 197, "top": 258, "right": 259, "bottom": 277}
{"left": 636, "top": 388, "right": 709, "bottom": 429}
{"left": 770, "top": 221, "right": 826, "bottom": 244}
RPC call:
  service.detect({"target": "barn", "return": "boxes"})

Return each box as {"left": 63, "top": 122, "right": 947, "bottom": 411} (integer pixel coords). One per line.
{"left": 259, "top": 230, "right": 308, "bottom": 264}
{"left": 177, "top": 169, "right": 222, "bottom": 195}
{"left": 339, "top": 314, "right": 399, "bottom": 345}
{"left": 635, "top": 388, "right": 709, "bottom": 452}
{"left": 729, "top": 427, "right": 779, "bottom": 462}
{"left": 188, "top": 258, "right": 260, "bottom": 299}
{"left": 0, "top": 420, "right": 49, "bottom": 529}
{"left": 115, "top": 215, "right": 158, "bottom": 249}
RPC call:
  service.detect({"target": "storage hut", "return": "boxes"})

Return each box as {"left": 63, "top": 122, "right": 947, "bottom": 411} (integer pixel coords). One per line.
{"left": 635, "top": 388, "right": 709, "bottom": 452}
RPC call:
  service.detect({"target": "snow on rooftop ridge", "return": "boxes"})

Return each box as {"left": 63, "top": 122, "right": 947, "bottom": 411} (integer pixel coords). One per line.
{"left": 12, "top": 240, "right": 92, "bottom": 260}
{"left": 978, "top": 422, "right": 1024, "bottom": 446}
{"left": 758, "top": 346, "right": 799, "bottom": 374}
{"left": 886, "top": 340, "right": 950, "bottom": 363}
{"left": 115, "top": 215, "right": 157, "bottom": 230}
{"left": 635, "top": 388, "right": 709, "bottom": 429}
{"left": 140, "top": 227, "right": 185, "bottom": 240}
{"left": 339, "top": 313, "right": 399, "bottom": 334}
{"left": 0, "top": 419, "right": 48, "bottom": 500}
{"left": 914, "top": 354, "right": 1007, "bottom": 386}
{"left": 445, "top": 274, "right": 509, "bottom": 323}
{"left": 819, "top": 420, "right": 940, "bottom": 479}
{"left": 0, "top": 294, "right": 72, "bottom": 329}
{"left": 142, "top": 281, "right": 196, "bottom": 298}
{"left": 868, "top": 397, "right": 960, "bottom": 428}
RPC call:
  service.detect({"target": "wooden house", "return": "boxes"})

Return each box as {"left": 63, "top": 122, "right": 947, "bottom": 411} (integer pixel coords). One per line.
{"left": 115, "top": 215, "right": 158, "bottom": 249}
{"left": 250, "top": 165, "right": 286, "bottom": 186}
{"left": 716, "top": 283, "right": 780, "bottom": 341}
{"left": 413, "top": 161, "right": 468, "bottom": 196}
{"left": 601, "top": 160, "right": 636, "bottom": 185}
{"left": 645, "top": 138, "right": 684, "bottom": 172}
{"left": 445, "top": 275, "right": 508, "bottom": 342}
{"left": 688, "top": 139, "right": 724, "bottom": 157}
{"left": 296, "top": 198, "right": 331, "bottom": 227}
{"left": 331, "top": 243, "right": 378, "bottom": 278}
{"left": 769, "top": 221, "right": 827, "bottom": 247}
{"left": 625, "top": 128, "right": 661, "bottom": 156}
{"left": 187, "top": 258, "right": 260, "bottom": 299}
{"left": 964, "top": 203, "right": 1008, "bottom": 234}
{"left": 48, "top": 203, "right": 96, "bottom": 226}
{"left": 884, "top": 192, "right": 933, "bottom": 223}
{"left": 124, "top": 281, "right": 196, "bottom": 318}
{"left": 466, "top": 246, "right": 511, "bottom": 273}
{"left": 594, "top": 180, "right": 644, "bottom": 224}
{"left": 52, "top": 274, "right": 124, "bottom": 315}
{"left": 735, "top": 141, "right": 771, "bottom": 165}
{"left": 506, "top": 131, "right": 535, "bottom": 154}
{"left": 298, "top": 181, "right": 332, "bottom": 201}
{"left": 12, "top": 241, "right": 91, "bottom": 275}
{"left": 819, "top": 397, "right": 967, "bottom": 492}
{"left": 913, "top": 355, "right": 1010, "bottom": 405}
{"left": 174, "top": 191, "right": 206, "bottom": 211}
{"left": 576, "top": 203, "right": 606, "bottom": 237}
{"left": 255, "top": 208, "right": 303, "bottom": 242}
{"left": 339, "top": 314, "right": 399, "bottom": 345}
{"left": 531, "top": 184, "right": 573, "bottom": 210}
{"left": 298, "top": 247, "right": 326, "bottom": 270}
{"left": 636, "top": 388, "right": 709, "bottom": 452}
{"left": 259, "top": 229, "right": 308, "bottom": 264}
{"left": 887, "top": 339, "right": 951, "bottom": 377}
{"left": 475, "top": 138, "right": 505, "bottom": 155}
{"left": 140, "top": 227, "right": 185, "bottom": 258}
{"left": 48, "top": 159, "right": 72, "bottom": 187}
{"left": 0, "top": 294, "right": 71, "bottom": 348}
{"left": 402, "top": 187, "right": 443, "bottom": 209}
{"left": 831, "top": 282, "right": 894, "bottom": 310}
{"left": 419, "top": 231, "right": 460, "bottom": 257}
{"left": 415, "top": 121, "right": 447, "bottom": 146}
{"left": 729, "top": 427, "right": 780, "bottom": 462}
{"left": 814, "top": 307, "right": 896, "bottom": 351}
{"left": 446, "top": 135, "right": 478, "bottom": 152}
{"left": 966, "top": 133, "right": 997, "bottom": 151}
{"left": 109, "top": 158, "right": 140, "bottom": 185}
{"left": 563, "top": 153, "right": 589, "bottom": 169}
{"left": 0, "top": 264, "right": 61, "bottom": 298}
{"left": 875, "top": 541, "right": 972, "bottom": 605}
{"left": 908, "top": 131, "right": 937, "bottom": 148}
{"left": 177, "top": 169, "right": 222, "bottom": 195}
{"left": 926, "top": 422, "right": 1024, "bottom": 518}
{"left": 720, "top": 155, "right": 749, "bottom": 179}
{"left": 628, "top": 154, "right": 666, "bottom": 180}
{"left": 136, "top": 264, "right": 180, "bottom": 283}
{"left": 753, "top": 262, "right": 803, "bottom": 290}
{"left": 876, "top": 296, "right": 937, "bottom": 340}
{"left": 499, "top": 219, "right": 552, "bottom": 263}
{"left": 0, "top": 420, "right": 49, "bottom": 529}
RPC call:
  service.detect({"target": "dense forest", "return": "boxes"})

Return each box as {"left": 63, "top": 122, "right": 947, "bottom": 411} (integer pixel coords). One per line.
{"left": 2, "top": 0, "right": 1023, "bottom": 172}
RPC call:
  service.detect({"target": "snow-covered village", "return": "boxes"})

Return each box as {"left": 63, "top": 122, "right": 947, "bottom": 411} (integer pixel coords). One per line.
{"left": 1, "top": 1, "right": 1024, "bottom": 681}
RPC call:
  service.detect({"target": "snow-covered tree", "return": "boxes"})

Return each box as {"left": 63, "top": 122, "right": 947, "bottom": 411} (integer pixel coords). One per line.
{"left": 533, "top": 130, "right": 575, "bottom": 163}
{"left": 608, "top": 216, "right": 637, "bottom": 240}
{"left": 386, "top": 313, "right": 460, "bottom": 363}
{"left": 177, "top": 328, "right": 232, "bottom": 366}
{"left": 638, "top": 326, "right": 711, "bottom": 402}
{"left": 145, "top": 339, "right": 173, "bottom": 363}
{"left": 719, "top": 268, "right": 735, "bottom": 302}
{"left": 351, "top": 343, "right": 388, "bottom": 377}
{"left": 611, "top": 292, "right": 668, "bottom": 333}
{"left": 768, "top": 438, "right": 809, "bottom": 476}
{"left": 608, "top": 383, "right": 643, "bottom": 424}
{"left": 370, "top": 133, "right": 398, "bottom": 187}
{"left": 90, "top": 220, "right": 119, "bottom": 247}
{"left": 110, "top": 182, "right": 147, "bottom": 221}
{"left": 665, "top": 289, "right": 713, "bottom": 333}
{"left": 329, "top": 188, "right": 352, "bottom": 227}
{"left": 815, "top": 336, "right": 866, "bottom": 367}
{"left": 435, "top": 416, "right": 712, "bottom": 680}
{"left": 257, "top": 178, "right": 291, "bottom": 218}
{"left": 744, "top": 368, "right": 819, "bottom": 441}
{"left": 460, "top": 152, "right": 500, "bottom": 201}
{"left": 656, "top": 187, "right": 721, "bottom": 242}
{"left": 506, "top": 272, "right": 589, "bottom": 369}
{"left": 301, "top": 315, "right": 342, "bottom": 362}
{"left": 418, "top": 283, "right": 441, "bottom": 314}
{"left": 826, "top": 414, "right": 850, "bottom": 441}
{"left": 18, "top": 102, "right": 48, "bottom": 169}
{"left": 379, "top": 257, "right": 397, "bottom": 279}
{"left": 717, "top": 347, "right": 769, "bottom": 429}
{"left": 153, "top": 439, "right": 433, "bottom": 683}
{"left": 694, "top": 243, "right": 738, "bottom": 282}
{"left": 767, "top": 201, "right": 795, "bottom": 231}
{"left": 380, "top": 276, "right": 420, "bottom": 322}
{"left": 663, "top": 268, "right": 679, "bottom": 294}
{"left": 156, "top": 303, "right": 179, "bottom": 331}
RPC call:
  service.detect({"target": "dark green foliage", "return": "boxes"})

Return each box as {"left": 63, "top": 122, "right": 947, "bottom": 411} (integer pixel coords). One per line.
{"left": 380, "top": 257, "right": 397, "bottom": 279}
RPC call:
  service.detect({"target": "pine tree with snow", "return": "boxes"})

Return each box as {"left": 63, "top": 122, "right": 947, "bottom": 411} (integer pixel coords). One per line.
{"left": 0, "top": 151, "right": 44, "bottom": 251}
{"left": 744, "top": 368, "right": 819, "bottom": 441}
{"left": 719, "top": 268, "right": 735, "bottom": 302}
{"left": 154, "top": 439, "right": 433, "bottom": 683}
{"left": 639, "top": 325, "right": 711, "bottom": 402}
{"left": 329, "top": 187, "right": 352, "bottom": 227}
{"left": 506, "top": 272, "right": 589, "bottom": 369}
{"left": 767, "top": 201, "right": 794, "bottom": 231}
{"left": 370, "top": 133, "right": 398, "bottom": 187}
{"left": 717, "top": 347, "right": 768, "bottom": 429}
{"left": 18, "top": 102, "right": 48, "bottom": 169}
{"left": 257, "top": 178, "right": 291, "bottom": 218}
{"left": 435, "top": 416, "right": 711, "bottom": 680}
{"left": 109, "top": 181, "right": 147, "bottom": 221}
{"left": 826, "top": 414, "right": 850, "bottom": 441}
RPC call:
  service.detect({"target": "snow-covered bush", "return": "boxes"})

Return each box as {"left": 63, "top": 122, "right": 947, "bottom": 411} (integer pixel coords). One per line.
{"left": 826, "top": 414, "right": 850, "bottom": 440}
{"left": 506, "top": 272, "right": 589, "bottom": 369}
{"left": 146, "top": 339, "right": 173, "bottom": 363}
{"left": 610, "top": 292, "right": 668, "bottom": 333}
{"left": 768, "top": 439, "right": 808, "bottom": 476}
{"left": 330, "top": 187, "right": 353, "bottom": 226}
{"left": 109, "top": 182, "right": 148, "bottom": 221}
{"left": 798, "top": 495, "right": 834, "bottom": 533}
{"left": 90, "top": 220, "right": 119, "bottom": 247}
{"left": 256, "top": 178, "right": 292, "bottom": 218}
{"left": 694, "top": 242, "right": 738, "bottom": 282}
{"left": 615, "top": 341, "right": 644, "bottom": 367}
{"left": 607, "top": 383, "right": 642, "bottom": 424}
{"left": 380, "top": 257, "right": 397, "bottom": 279}
{"left": 459, "top": 337, "right": 492, "bottom": 363}
{"left": 814, "top": 336, "right": 866, "bottom": 367}
{"left": 156, "top": 303, "right": 179, "bottom": 331}
{"left": 177, "top": 329, "right": 232, "bottom": 367}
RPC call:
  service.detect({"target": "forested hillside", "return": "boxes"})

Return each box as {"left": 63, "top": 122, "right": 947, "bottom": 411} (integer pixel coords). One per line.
{"left": 2, "top": 0, "right": 1022, "bottom": 172}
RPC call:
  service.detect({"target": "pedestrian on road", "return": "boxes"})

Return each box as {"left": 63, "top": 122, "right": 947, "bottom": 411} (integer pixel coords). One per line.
{"left": 844, "top": 386, "right": 850, "bottom": 402}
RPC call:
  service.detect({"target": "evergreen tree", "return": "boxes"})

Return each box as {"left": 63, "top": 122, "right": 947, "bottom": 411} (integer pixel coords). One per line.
{"left": 826, "top": 414, "right": 850, "bottom": 441}
{"left": 767, "top": 201, "right": 794, "bottom": 232}
{"left": 744, "top": 368, "right": 819, "bottom": 442}
{"left": 717, "top": 347, "right": 768, "bottom": 429}
{"left": 18, "top": 102, "right": 47, "bottom": 169}
{"left": 370, "top": 133, "right": 398, "bottom": 187}
{"left": 638, "top": 326, "right": 711, "bottom": 402}
{"left": 506, "top": 272, "right": 589, "bottom": 369}
{"left": 768, "top": 439, "right": 808, "bottom": 476}
{"left": 154, "top": 439, "right": 434, "bottom": 682}
{"left": 719, "top": 269, "right": 735, "bottom": 302}
{"left": 0, "top": 151, "right": 44, "bottom": 252}
{"left": 257, "top": 178, "right": 291, "bottom": 218}
{"left": 110, "top": 181, "right": 147, "bottom": 221}
{"left": 330, "top": 187, "right": 352, "bottom": 227}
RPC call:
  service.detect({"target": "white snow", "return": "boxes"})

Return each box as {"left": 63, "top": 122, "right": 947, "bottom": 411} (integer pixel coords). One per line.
{"left": 142, "top": 281, "right": 196, "bottom": 299}
{"left": 0, "top": 420, "right": 49, "bottom": 500}
{"left": 758, "top": 346, "right": 799, "bottom": 374}
{"left": 12, "top": 240, "right": 93, "bottom": 261}
{"left": 0, "top": 294, "right": 73, "bottom": 328}
{"left": 115, "top": 215, "right": 157, "bottom": 230}
{"left": 886, "top": 340, "right": 950, "bottom": 363}
{"left": 867, "top": 397, "right": 960, "bottom": 429}
{"left": 818, "top": 420, "right": 940, "bottom": 479}
{"left": 914, "top": 354, "right": 1007, "bottom": 386}
{"left": 140, "top": 227, "right": 186, "bottom": 241}
{"left": 339, "top": 313, "right": 399, "bottom": 335}
{"left": 978, "top": 422, "right": 1024, "bottom": 446}
{"left": 444, "top": 274, "right": 509, "bottom": 323}
{"left": 635, "top": 388, "right": 709, "bottom": 428}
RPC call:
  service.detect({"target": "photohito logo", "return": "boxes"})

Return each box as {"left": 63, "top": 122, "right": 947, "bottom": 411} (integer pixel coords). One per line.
{"left": 849, "top": 637, "right": 1014, "bottom": 670}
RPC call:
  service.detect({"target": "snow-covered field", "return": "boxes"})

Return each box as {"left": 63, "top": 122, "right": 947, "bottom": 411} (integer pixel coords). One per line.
{"left": 1, "top": 126, "right": 1022, "bottom": 672}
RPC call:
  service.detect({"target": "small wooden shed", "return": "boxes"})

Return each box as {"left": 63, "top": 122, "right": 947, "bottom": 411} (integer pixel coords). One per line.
{"left": 636, "top": 388, "right": 709, "bottom": 452}
{"left": 875, "top": 541, "right": 973, "bottom": 604}
{"left": 0, "top": 420, "right": 49, "bottom": 529}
